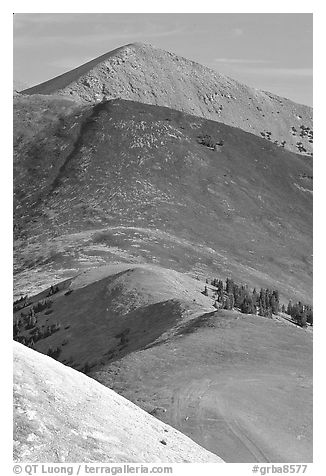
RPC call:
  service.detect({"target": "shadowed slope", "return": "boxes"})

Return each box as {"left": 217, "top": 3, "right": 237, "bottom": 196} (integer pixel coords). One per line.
{"left": 13, "top": 342, "right": 223, "bottom": 463}
{"left": 13, "top": 264, "right": 216, "bottom": 371}
{"left": 21, "top": 43, "right": 313, "bottom": 155}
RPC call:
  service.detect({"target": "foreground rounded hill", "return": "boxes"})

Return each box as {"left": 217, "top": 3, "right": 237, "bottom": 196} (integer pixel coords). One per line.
{"left": 14, "top": 263, "right": 217, "bottom": 371}
{"left": 13, "top": 342, "right": 223, "bottom": 463}
{"left": 21, "top": 42, "right": 313, "bottom": 155}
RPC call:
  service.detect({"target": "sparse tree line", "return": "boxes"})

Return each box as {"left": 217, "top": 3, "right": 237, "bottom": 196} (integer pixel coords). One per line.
{"left": 13, "top": 282, "right": 75, "bottom": 357}
{"left": 13, "top": 284, "right": 60, "bottom": 313}
{"left": 13, "top": 295, "right": 30, "bottom": 312}
{"left": 197, "top": 134, "right": 224, "bottom": 150}
{"left": 13, "top": 295, "right": 28, "bottom": 306}
{"left": 259, "top": 125, "right": 313, "bottom": 156}
{"left": 260, "top": 131, "right": 286, "bottom": 148}
{"left": 205, "top": 277, "right": 280, "bottom": 317}
{"left": 299, "top": 173, "right": 313, "bottom": 180}
{"left": 13, "top": 296, "right": 61, "bottom": 349}
{"left": 14, "top": 321, "right": 61, "bottom": 350}
{"left": 283, "top": 301, "right": 313, "bottom": 327}
{"left": 291, "top": 125, "right": 313, "bottom": 143}
{"left": 202, "top": 277, "right": 312, "bottom": 327}
{"left": 19, "top": 298, "right": 53, "bottom": 322}
{"left": 47, "top": 284, "right": 60, "bottom": 297}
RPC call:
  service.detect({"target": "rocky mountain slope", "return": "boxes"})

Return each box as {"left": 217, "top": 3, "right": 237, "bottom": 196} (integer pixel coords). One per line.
{"left": 14, "top": 98, "right": 312, "bottom": 303}
{"left": 14, "top": 342, "right": 223, "bottom": 462}
{"left": 21, "top": 43, "right": 313, "bottom": 155}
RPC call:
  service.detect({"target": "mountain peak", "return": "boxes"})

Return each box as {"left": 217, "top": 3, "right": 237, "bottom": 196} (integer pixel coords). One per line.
{"left": 21, "top": 43, "right": 312, "bottom": 155}
{"left": 124, "top": 41, "right": 154, "bottom": 49}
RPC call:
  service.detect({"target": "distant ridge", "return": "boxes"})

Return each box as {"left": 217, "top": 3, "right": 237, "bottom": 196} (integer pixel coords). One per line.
{"left": 13, "top": 98, "right": 312, "bottom": 302}
{"left": 21, "top": 42, "right": 313, "bottom": 155}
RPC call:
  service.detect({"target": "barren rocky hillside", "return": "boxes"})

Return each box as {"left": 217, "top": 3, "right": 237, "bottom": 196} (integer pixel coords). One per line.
{"left": 21, "top": 43, "right": 313, "bottom": 155}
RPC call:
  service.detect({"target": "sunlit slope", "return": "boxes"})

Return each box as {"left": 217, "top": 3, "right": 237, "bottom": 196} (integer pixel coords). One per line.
{"left": 14, "top": 342, "right": 223, "bottom": 463}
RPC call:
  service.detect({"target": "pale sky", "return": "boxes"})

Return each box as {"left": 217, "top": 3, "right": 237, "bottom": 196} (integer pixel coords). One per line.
{"left": 13, "top": 13, "right": 313, "bottom": 106}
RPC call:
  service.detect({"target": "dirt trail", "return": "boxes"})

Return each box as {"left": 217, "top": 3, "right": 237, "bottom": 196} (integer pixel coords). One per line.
{"left": 169, "top": 377, "right": 273, "bottom": 463}
{"left": 93, "top": 311, "right": 312, "bottom": 463}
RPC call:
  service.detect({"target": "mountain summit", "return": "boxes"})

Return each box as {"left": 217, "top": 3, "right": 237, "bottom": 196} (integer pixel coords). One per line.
{"left": 21, "top": 43, "right": 312, "bottom": 155}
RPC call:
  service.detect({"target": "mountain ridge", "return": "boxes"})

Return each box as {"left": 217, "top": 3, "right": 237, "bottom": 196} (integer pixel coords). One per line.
{"left": 20, "top": 42, "right": 313, "bottom": 155}
{"left": 13, "top": 98, "right": 312, "bottom": 303}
